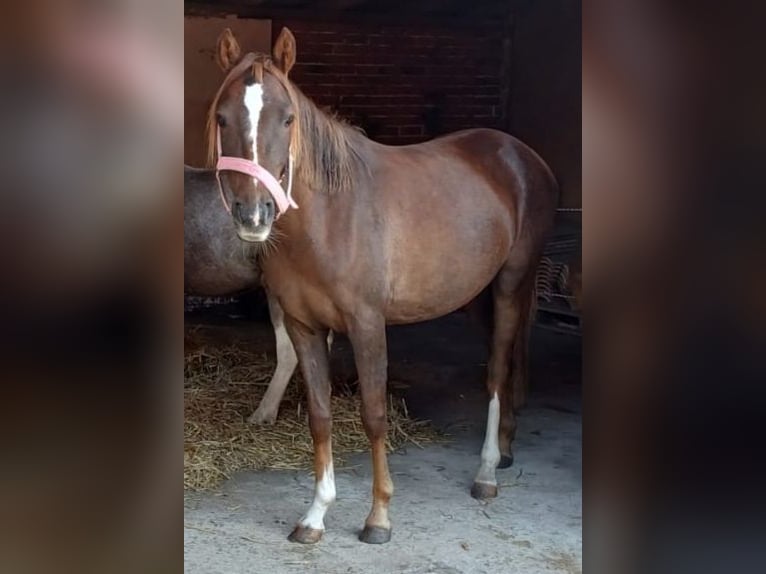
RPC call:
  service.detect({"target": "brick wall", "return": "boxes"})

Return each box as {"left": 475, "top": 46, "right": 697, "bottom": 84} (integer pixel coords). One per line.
{"left": 271, "top": 19, "right": 508, "bottom": 144}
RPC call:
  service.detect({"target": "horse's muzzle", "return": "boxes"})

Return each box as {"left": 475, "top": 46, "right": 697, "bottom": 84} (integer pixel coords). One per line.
{"left": 232, "top": 199, "right": 274, "bottom": 242}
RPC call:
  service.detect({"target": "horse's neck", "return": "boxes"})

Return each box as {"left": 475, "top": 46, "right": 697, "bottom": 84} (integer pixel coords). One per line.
{"left": 294, "top": 89, "right": 371, "bottom": 189}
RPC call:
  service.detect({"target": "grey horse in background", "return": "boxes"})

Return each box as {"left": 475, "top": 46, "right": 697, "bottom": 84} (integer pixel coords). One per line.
{"left": 185, "top": 165, "right": 324, "bottom": 424}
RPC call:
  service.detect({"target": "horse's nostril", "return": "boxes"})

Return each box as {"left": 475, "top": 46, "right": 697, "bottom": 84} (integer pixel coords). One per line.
{"left": 264, "top": 198, "right": 275, "bottom": 218}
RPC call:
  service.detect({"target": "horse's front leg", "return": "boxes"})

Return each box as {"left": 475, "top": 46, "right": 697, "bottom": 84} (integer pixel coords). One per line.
{"left": 348, "top": 314, "right": 393, "bottom": 544}
{"left": 284, "top": 318, "right": 335, "bottom": 544}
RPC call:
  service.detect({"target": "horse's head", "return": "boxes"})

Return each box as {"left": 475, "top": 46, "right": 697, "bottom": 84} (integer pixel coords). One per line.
{"left": 208, "top": 28, "right": 298, "bottom": 242}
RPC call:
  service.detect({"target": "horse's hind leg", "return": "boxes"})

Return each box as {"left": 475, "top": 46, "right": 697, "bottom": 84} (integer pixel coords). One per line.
{"left": 471, "top": 264, "right": 530, "bottom": 500}
{"left": 510, "top": 274, "right": 535, "bottom": 412}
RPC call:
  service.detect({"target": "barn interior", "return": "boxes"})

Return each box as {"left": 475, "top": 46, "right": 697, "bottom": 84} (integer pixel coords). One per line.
{"left": 184, "top": 1, "right": 581, "bottom": 572}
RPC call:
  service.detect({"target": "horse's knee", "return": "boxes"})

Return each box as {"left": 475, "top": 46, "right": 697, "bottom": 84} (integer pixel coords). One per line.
{"left": 308, "top": 410, "right": 332, "bottom": 442}
{"left": 361, "top": 404, "right": 387, "bottom": 438}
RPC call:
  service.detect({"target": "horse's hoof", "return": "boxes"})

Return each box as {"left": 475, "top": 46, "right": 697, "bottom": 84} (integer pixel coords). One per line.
{"left": 248, "top": 409, "right": 277, "bottom": 426}
{"left": 287, "top": 525, "right": 323, "bottom": 544}
{"left": 470, "top": 481, "right": 498, "bottom": 500}
{"left": 497, "top": 454, "right": 514, "bottom": 469}
{"left": 359, "top": 525, "right": 392, "bottom": 544}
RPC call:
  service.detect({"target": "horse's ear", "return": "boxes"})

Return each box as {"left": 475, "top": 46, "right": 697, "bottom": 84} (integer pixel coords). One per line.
{"left": 216, "top": 28, "right": 242, "bottom": 72}
{"left": 273, "top": 28, "right": 297, "bottom": 75}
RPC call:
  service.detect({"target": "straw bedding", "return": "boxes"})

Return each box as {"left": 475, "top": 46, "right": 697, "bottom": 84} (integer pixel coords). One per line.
{"left": 184, "top": 339, "right": 440, "bottom": 491}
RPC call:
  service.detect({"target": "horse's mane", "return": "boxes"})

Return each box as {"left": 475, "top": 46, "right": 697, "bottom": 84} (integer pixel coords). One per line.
{"left": 205, "top": 53, "right": 366, "bottom": 194}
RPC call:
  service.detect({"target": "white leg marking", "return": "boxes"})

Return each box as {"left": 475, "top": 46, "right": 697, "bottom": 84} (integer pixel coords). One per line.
{"left": 243, "top": 83, "right": 264, "bottom": 165}
{"left": 474, "top": 392, "right": 501, "bottom": 485}
{"left": 250, "top": 298, "right": 298, "bottom": 424}
{"left": 299, "top": 463, "right": 336, "bottom": 530}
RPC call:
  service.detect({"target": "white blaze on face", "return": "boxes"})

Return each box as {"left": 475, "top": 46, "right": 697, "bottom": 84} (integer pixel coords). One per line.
{"left": 474, "top": 392, "right": 501, "bottom": 486}
{"left": 244, "top": 82, "right": 265, "bottom": 164}
{"left": 243, "top": 83, "right": 265, "bottom": 227}
{"left": 299, "top": 463, "right": 336, "bottom": 531}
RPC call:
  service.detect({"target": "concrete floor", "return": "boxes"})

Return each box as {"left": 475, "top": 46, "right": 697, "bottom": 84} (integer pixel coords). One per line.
{"left": 184, "top": 311, "right": 581, "bottom": 574}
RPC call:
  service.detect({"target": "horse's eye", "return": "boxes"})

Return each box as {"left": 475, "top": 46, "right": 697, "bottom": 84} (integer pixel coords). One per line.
{"left": 216, "top": 113, "right": 226, "bottom": 128}
{"left": 284, "top": 114, "right": 295, "bottom": 127}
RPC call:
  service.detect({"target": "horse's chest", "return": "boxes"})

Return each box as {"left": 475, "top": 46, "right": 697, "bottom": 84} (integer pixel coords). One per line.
{"left": 262, "top": 262, "right": 347, "bottom": 332}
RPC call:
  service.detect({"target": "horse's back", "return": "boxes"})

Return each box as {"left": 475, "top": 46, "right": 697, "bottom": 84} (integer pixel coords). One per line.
{"left": 437, "top": 128, "right": 558, "bottom": 244}
{"left": 388, "top": 127, "right": 556, "bottom": 199}
{"left": 378, "top": 127, "right": 557, "bottom": 235}
{"left": 435, "top": 128, "right": 556, "bottom": 192}
{"left": 184, "top": 164, "right": 216, "bottom": 191}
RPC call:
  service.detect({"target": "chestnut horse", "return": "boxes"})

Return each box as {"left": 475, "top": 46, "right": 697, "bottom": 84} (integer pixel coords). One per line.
{"left": 207, "top": 27, "right": 558, "bottom": 544}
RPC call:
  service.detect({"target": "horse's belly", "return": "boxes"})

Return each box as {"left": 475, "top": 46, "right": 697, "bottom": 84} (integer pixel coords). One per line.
{"left": 385, "top": 267, "right": 501, "bottom": 323}
{"left": 385, "top": 221, "right": 511, "bottom": 324}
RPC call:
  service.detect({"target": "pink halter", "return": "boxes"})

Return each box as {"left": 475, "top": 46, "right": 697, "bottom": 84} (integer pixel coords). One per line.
{"left": 215, "top": 127, "right": 299, "bottom": 216}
